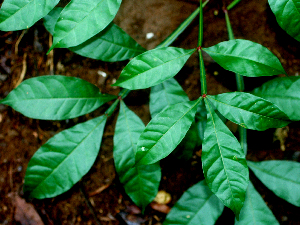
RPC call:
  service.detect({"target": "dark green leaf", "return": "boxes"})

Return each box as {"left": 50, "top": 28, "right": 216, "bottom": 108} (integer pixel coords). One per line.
{"left": 202, "top": 98, "right": 249, "bottom": 218}
{"left": 202, "top": 39, "right": 286, "bottom": 77}
{"left": 195, "top": 99, "right": 207, "bottom": 145}
{"left": 0, "top": 0, "right": 59, "bottom": 31}
{"left": 114, "top": 101, "right": 161, "bottom": 211}
{"left": 48, "top": 0, "right": 122, "bottom": 51}
{"left": 0, "top": 75, "right": 116, "bottom": 120}
{"left": 235, "top": 181, "right": 279, "bottom": 225}
{"left": 24, "top": 115, "right": 107, "bottom": 198}
{"left": 135, "top": 99, "right": 200, "bottom": 165}
{"left": 268, "top": 0, "right": 300, "bottom": 42}
{"left": 208, "top": 92, "right": 290, "bottom": 131}
{"left": 163, "top": 180, "right": 224, "bottom": 225}
{"left": 252, "top": 76, "right": 300, "bottom": 120}
{"left": 248, "top": 160, "right": 300, "bottom": 207}
{"left": 43, "top": 7, "right": 63, "bottom": 35}
{"left": 150, "top": 78, "right": 189, "bottom": 118}
{"left": 112, "top": 47, "right": 196, "bottom": 89}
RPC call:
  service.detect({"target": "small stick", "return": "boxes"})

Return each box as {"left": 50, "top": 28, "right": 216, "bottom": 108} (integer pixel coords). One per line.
{"left": 14, "top": 53, "right": 27, "bottom": 88}
{"left": 48, "top": 34, "right": 54, "bottom": 75}
{"left": 15, "top": 30, "right": 26, "bottom": 55}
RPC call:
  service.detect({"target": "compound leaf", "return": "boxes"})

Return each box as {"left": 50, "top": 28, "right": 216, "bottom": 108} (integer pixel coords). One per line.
{"left": 0, "top": 75, "right": 116, "bottom": 120}
{"left": 235, "top": 181, "right": 279, "bottom": 225}
{"left": 252, "top": 76, "right": 300, "bottom": 120}
{"left": 202, "top": 39, "right": 286, "bottom": 77}
{"left": 24, "top": 115, "right": 107, "bottom": 198}
{"left": 208, "top": 92, "right": 290, "bottom": 131}
{"left": 268, "top": 0, "right": 300, "bottom": 42}
{"left": 202, "top": 98, "right": 249, "bottom": 218}
{"left": 112, "top": 47, "right": 196, "bottom": 89}
{"left": 135, "top": 99, "right": 200, "bottom": 165}
{"left": 163, "top": 180, "right": 224, "bottom": 225}
{"left": 0, "top": 0, "right": 59, "bottom": 31}
{"left": 48, "top": 0, "right": 122, "bottom": 52}
{"left": 248, "top": 160, "right": 300, "bottom": 207}
{"left": 114, "top": 101, "right": 161, "bottom": 211}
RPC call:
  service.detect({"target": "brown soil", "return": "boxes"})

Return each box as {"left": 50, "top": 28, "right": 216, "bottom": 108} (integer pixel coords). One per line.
{"left": 1, "top": 0, "right": 300, "bottom": 224}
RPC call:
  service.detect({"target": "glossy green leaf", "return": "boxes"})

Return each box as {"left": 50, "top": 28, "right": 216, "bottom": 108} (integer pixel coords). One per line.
{"left": 48, "top": 0, "right": 122, "bottom": 52}
{"left": 113, "top": 101, "right": 161, "bottom": 211}
{"left": 0, "top": 75, "right": 116, "bottom": 120}
{"left": 150, "top": 78, "right": 189, "bottom": 118}
{"left": 248, "top": 160, "right": 300, "bottom": 207}
{"left": 135, "top": 99, "right": 200, "bottom": 165}
{"left": 235, "top": 181, "right": 279, "bottom": 225}
{"left": 112, "top": 47, "right": 196, "bottom": 89}
{"left": 208, "top": 92, "right": 290, "bottom": 131}
{"left": 202, "top": 39, "right": 286, "bottom": 77}
{"left": 195, "top": 99, "right": 207, "bottom": 145}
{"left": 24, "top": 115, "right": 107, "bottom": 198}
{"left": 43, "top": 7, "right": 63, "bottom": 35}
{"left": 0, "top": 0, "right": 59, "bottom": 31}
{"left": 202, "top": 98, "right": 249, "bottom": 218}
{"left": 268, "top": 0, "right": 300, "bottom": 42}
{"left": 163, "top": 180, "right": 224, "bottom": 225}
{"left": 252, "top": 76, "right": 300, "bottom": 120}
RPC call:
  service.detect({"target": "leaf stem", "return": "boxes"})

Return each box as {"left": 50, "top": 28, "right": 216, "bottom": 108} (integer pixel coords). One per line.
{"left": 105, "top": 88, "right": 130, "bottom": 117}
{"left": 227, "top": 0, "right": 242, "bottom": 11}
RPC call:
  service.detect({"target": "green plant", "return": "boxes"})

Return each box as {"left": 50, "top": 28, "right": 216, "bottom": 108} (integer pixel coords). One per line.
{"left": 0, "top": 0, "right": 300, "bottom": 224}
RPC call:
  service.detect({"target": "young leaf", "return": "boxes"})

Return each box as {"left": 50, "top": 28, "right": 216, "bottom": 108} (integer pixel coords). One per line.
{"left": 48, "top": 0, "right": 122, "bottom": 52}
{"left": 112, "top": 47, "right": 196, "bottom": 89}
{"left": 135, "top": 98, "right": 200, "bottom": 165}
{"left": 0, "top": 75, "right": 116, "bottom": 120}
{"left": 235, "top": 181, "right": 279, "bottom": 225}
{"left": 23, "top": 115, "right": 107, "bottom": 199}
{"left": 113, "top": 101, "right": 161, "bottom": 211}
{"left": 252, "top": 76, "right": 300, "bottom": 120}
{"left": 0, "top": 0, "right": 59, "bottom": 31}
{"left": 202, "top": 99, "right": 249, "bottom": 218}
{"left": 163, "top": 180, "right": 224, "bottom": 225}
{"left": 268, "top": 0, "right": 300, "bottom": 42}
{"left": 150, "top": 78, "right": 189, "bottom": 118}
{"left": 248, "top": 160, "right": 300, "bottom": 207}
{"left": 202, "top": 39, "right": 286, "bottom": 77}
{"left": 207, "top": 92, "right": 290, "bottom": 131}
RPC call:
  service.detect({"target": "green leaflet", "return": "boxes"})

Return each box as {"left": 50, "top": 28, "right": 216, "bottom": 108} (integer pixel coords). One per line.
{"left": 113, "top": 101, "right": 161, "bottom": 211}
{"left": 268, "top": 0, "right": 300, "bottom": 42}
{"left": 202, "top": 98, "right": 249, "bottom": 218}
{"left": 202, "top": 39, "right": 286, "bottom": 77}
{"left": 208, "top": 92, "right": 290, "bottom": 131}
{"left": 195, "top": 99, "right": 207, "bottom": 145}
{"left": 248, "top": 160, "right": 300, "bottom": 207}
{"left": 112, "top": 47, "right": 196, "bottom": 90}
{"left": 163, "top": 180, "right": 224, "bottom": 225}
{"left": 252, "top": 76, "right": 300, "bottom": 120}
{"left": 235, "top": 181, "right": 279, "bottom": 225}
{"left": 48, "top": 0, "right": 122, "bottom": 52}
{"left": 44, "top": 7, "right": 145, "bottom": 62}
{"left": 0, "top": 75, "right": 116, "bottom": 120}
{"left": 135, "top": 99, "right": 200, "bottom": 165}
{"left": 23, "top": 115, "right": 107, "bottom": 198}
{"left": 0, "top": 0, "right": 59, "bottom": 31}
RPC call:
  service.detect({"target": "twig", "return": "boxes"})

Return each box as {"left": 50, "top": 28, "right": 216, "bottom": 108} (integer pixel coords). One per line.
{"left": 48, "top": 34, "right": 54, "bottom": 75}
{"left": 14, "top": 53, "right": 27, "bottom": 88}
{"left": 89, "top": 184, "right": 110, "bottom": 197}
{"left": 15, "top": 30, "right": 26, "bottom": 55}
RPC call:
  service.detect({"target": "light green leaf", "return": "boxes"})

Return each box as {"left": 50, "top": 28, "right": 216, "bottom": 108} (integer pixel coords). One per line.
{"left": 113, "top": 101, "right": 161, "bottom": 211}
{"left": 150, "top": 78, "right": 189, "bottom": 118}
{"left": 112, "top": 47, "right": 196, "bottom": 89}
{"left": 202, "top": 39, "right": 286, "bottom": 77}
{"left": 0, "top": 75, "right": 116, "bottom": 120}
{"left": 235, "top": 181, "right": 279, "bottom": 225}
{"left": 208, "top": 92, "right": 290, "bottom": 131}
{"left": 252, "top": 76, "right": 300, "bottom": 120}
{"left": 0, "top": 0, "right": 59, "bottom": 31}
{"left": 248, "top": 160, "right": 300, "bottom": 207}
{"left": 202, "top": 98, "right": 249, "bottom": 218}
{"left": 268, "top": 0, "right": 300, "bottom": 42}
{"left": 135, "top": 99, "right": 200, "bottom": 165}
{"left": 48, "top": 0, "right": 122, "bottom": 52}
{"left": 163, "top": 180, "right": 224, "bottom": 225}
{"left": 24, "top": 115, "right": 107, "bottom": 198}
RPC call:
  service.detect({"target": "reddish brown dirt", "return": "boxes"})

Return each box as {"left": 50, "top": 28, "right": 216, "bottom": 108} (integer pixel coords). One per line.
{"left": 1, "top": 0, "right": 300, "bottom": 224}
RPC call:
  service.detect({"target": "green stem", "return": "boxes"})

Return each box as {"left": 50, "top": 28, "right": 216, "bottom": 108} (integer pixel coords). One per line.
{"left": 227, "top": 0, "right": 242, "bottom": 10}
{"left": 105, "top": 88, "right": 130, "bottom": 117}
{"left": 198, "top": 0, "right": 204, "bottom": 47}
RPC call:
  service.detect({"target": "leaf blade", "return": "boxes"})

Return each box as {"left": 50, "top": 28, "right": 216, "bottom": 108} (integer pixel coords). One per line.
{"left": 1, "top": 75, "right": 116, "bottom": 120}
{"left": 24, "top": 115, "right": 107, "bottom": 198}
